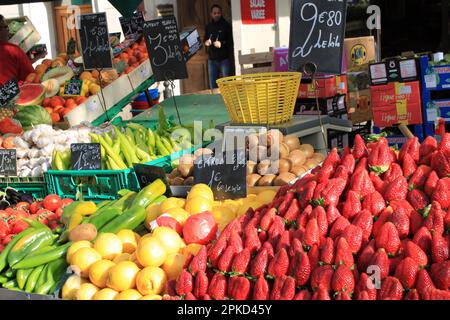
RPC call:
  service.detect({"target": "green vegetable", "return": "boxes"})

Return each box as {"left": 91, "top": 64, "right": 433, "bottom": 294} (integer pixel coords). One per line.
{"left": 0, "top": 227, "right": 37, "bottom": 273}
{"left": 100, "top": 206, "right": 147, "bottom": 234}
{"left": 86, "top": 207, "right": 122, "bottom": 230}
{"left": 2, "top": 279, "right": 18, "bottom": 289}
{"left": 24, "top": 265, "right": 44, "bottom": 293}
{"left": 131, "top": 179, "right": 166, "bottom": 209}
{"left": 13, "top": 105, "right": 52, "bottom": 129}
{"left": 21, "top": 217, "right": 50, "bottom": 230}
{"left": 35, "top": 264, "right": 49, "bottom": 291}
{"left": 0, "top": 275, "right": 9, "bottom": 284}
{"left": 35, "top": 258, "right": 67, "bottom": 295}
{"left": 12, "top": 242, "right": 72, "bottom": 270}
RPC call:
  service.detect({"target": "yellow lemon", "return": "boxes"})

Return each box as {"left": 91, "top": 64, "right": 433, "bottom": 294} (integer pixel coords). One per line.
{"left": 162, "top": 253, "right": 186, "bottom": 280}
{"left": 94, "top": 233, "right": 123, "bottom": 260}
{"left": 116, "top": 229, "right": 139, "bottom": 254}
{"left": 136, "top": 266, "right": 167, "bottom": 295}
{"left": 136, "top": 237, "right": 167, "bottom": 268}
{"left": 76, "top": 283, "right": 99, "bottom": 300}
{"left": 115, "top": 289, "right": 143, "bottom": 300}
{"left": 139, "top": 294, "right": 162, "bottom": 300}
{"left": 188, "top": 184, "right": 214, "bottom": 203}
{"left": 160, "top": 197, "right": 184, "bottom": 213}
{"left": 70, "top": 247, "right": 102, "bottom": 278}
{"left": 246, "top": 194, "right": 257, "bottom": 201}
{"left": 62, "top": 275, "right": 87, "bottom": 300}
{"left": 256, "top": 190, "right": 277, "bottom": 204}
{"left": 106, "top": 261, "right": 140, "bottom": 292}
{"left": 152, "top": 227, "right": 182, "bottom": 255}
{"left": 165, "top": 207, "right": 190, "bottom": 225}
{"left": 185, "top": 196, "right": 213, "bottom": 215}
{"left": 177, "top": 198, "right": 186, "bottom": 208}
{"left": 93, "top": 288, "right": 119, "bottom": 300}
{"left": 181, "top": 244, "right": 202, "bottom": 257}
{"left": 212, "top": 206, "right": 235, "bottom": 225}
{"left": 89, "top": 259, "right": 115, "bottom": 288}
{"left": 221, "top": 200, "right": 240, "bottom": 215}
{"left": 145, "top": 203, "right": 162, "bottom": 229}
{"left": 67, "top": 241, "right": 93, "bottom": 264}
{"left": 113, "top": 253, "right": 132, "bottom": 264}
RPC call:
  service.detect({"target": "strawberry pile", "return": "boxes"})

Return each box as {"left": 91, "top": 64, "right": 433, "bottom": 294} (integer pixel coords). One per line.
{"left": 166, "top": 134, "right": 450, "bottom": 300}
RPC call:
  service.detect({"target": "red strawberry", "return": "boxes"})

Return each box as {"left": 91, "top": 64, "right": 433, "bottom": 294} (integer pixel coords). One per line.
{"left": 349, "top": 169, "right": 376, "bottom": 198}
{"left": 308, "top": 244, "right": 320, "bottom": 271}
{"left": 202, "top": 294, "right": 211, "bottom": 300}
{"left": 355, "top": 273, "right": 377, "bottom": 300}
{"left": 372, "top": 207, "right": 393, "bottom": 238}
{"left": 259, "top": 208, "right": 276, "bottom": 231}
{"left": 230, "top": 248, "right": 251, "bottom": 275}
{"left": 184, "top": 292, "right": 196, "bottom": 300}
{"left": 402, "top": 153, "right": 417, "bottom": 178}
{"left": 334, "top": 237, "right": 354, "bottom": 268}
{"left": 217, "top": 246, "right": 236, "bottom": 274}
{"left": 416, "top": 269, "right": 435, "bottom": 296}
{"left": 420, "top": 136, "right": 438, "bottom": 164}
{"left": 298, "top": 181, "right": 317, "bottom": 209}
{"left": 270, "top": 275, "right": 286, "bottom": 300}
{"left": 341, "top": 154, "right": 356, "bottom": 173}
{"left": 369, "top": 248, "right": 390, "bottom": 280}
{"left": 353, "top": 134, "right": 368, "bottom": 160}
{"left": 413, "top": 227, "right": 433, "bottom": 254}
{"left": 323, "top": 148, "right": 341, "bottom": 170}
{"left": 310, "top": 206, "right": 328, "bottom": 237}
{"left": 289, "top": 238, "right": 304, "bottom": 258}
{"left": 354, "top": 157, "right": 368, "bottom": 174}
{"left": 267, "top": 248, "right": 289, "bottom": 278}
{"left": 409, "top": 165, "right": 433, "bottom": 191}
{"left": 405, "top": 289, "right": 420, "bottom": 300}
{"left": 244, "top": 227, "right": 261, "bottom": 254}
{"left": 208, "top": 237, "right": 228, "bottom": 268}
{"left": 317, "top": 164, "right": 335, "bottom": 184}
{"left": 423, "top": 201, "right": 445, "bottom": 236}
{"left": 335, "top": 291, "right": 352, "bottom": 300}
{"left": 399, "top": 137, "right": 420, "bottom": 163}
{"left": 165, "top": 279, "right": 177, "bottom": 296}
{"left": 431, "top": 178, "right": 450, "bottom": 209}
{"left": 219, "top": 218, "right": 241, "bottom": 242}
{"left": 431, "top": 150, "right": 450, "bottom": 178}
{"left": 388, "top": 207, "right": 410, "bottom": 239}
{"left": 229, "top": 231, "right": 243, "bottom": 254}
{"left": 388, "top": 254, "right": 404, "bottom": 275}
{"left": 383, "top": 176, "right": 408, "bottom": 202}
{"left": 262, "top": 241, "right": 275, "bottom": 260}
{"left": 208, "top": 273, "right": 227, "bottom": 300}
{"left": 424, "top": 170, "right": 440, "bottom": 197}
{"left": 421, "top": 287, "right": 450, "bottom": 300}
{"left": 319, "top": 237, "right": 335, "bottom": 265}
{"left": 326, "top": 205, "right": 341, "bottom": 225}
{"left": 332, "top": 264, "right": 355, "bottom": 293}
{"left": 368, "top": 141, "right": 393, "bottom": 174}
{"left": 375, "top": 222, "right": 401, "bottom": 256}
{"left": 394, "top": 257, "right": 419, "bottom": 289}
{"left": 303, "top": 218, "right": 320, "bottom": 247}
{"left": 284, "top": 198, "right": 300, "bottom": 222}
{"left": 258, "top": 231, "right": 268, "bottom": 243}
{"left": 311, "top": 288, "right": 331, "bottom": 300}
{"left": 274, "top": 230, "right": 289, "bottom": 252}
{"left": 249, "top": 248, "right": 268, "bottom": 278}
{"left": 357, "top": 240, "right": 376, "bottom": 272}
{"left": 342, "top": 190, "right": 362, "bottom": 220}
{"left": 410, "top": 210, "right": 424, "bottom": 236}
{"left": 431, "top": 233, "right": 449, "bottom": 264}
{"left": 403, "top": 240, "right": 428, "bottom": 268}
{"left": 430, "top": 261, "right": 450, "bottom": 290}
{"left": 294, "top": 290, "right": 312, "bottom": 300}
{"left": 383, "top": 163, "right": 404, "bottom": 183}
{"left": 253, "top": 276, "right": 270, "bottom": 300}
{"left": 279, "top": 276, "right": 296, "bottom": 300}
{"left": 188, "top": 245, "right": 207, "bottom": 276}
{"left": 267, "top": 216, "right": 285, "bottom": 247}
{"left": 378, "top": 277, "right": 403, "bottom": 300}
{"left": 370, "top": 171, "right": 386, "bottom": 194}
{"left": 362, "top": 191, "right": 386, "bottom": 217}
{"left": 329, "top": 216, "right": 351, "bottom": 239}
{"left": 352, "top": 209, "right": 373, "bottom": 242}
{"left": 356, "top": 291, "right": 371, "bottom": 300}
{"left": 333, "top": 165, "right": 350, "bottom": 182}
{"left": 407, "top": 189, "right": 430, "bottom": 211}
{"left": 341, "top": 224, "right": 363, "bottom": 254}
{"left": 227, "top": 276, "right": 250, "bottom": 300}
{"left": 310, "top": 265, "right": 334, "bottom": 291}
{"left": 193, "top": 271, "right": 209, "bottom": 299}
{"left": 289, "top": 251, "right": 311, "bottom": 286}
{"left": 176, "top": 269, "right": 193, "bottom": 296}
{"left": 438, "top": 132, "right": 450, "bottom": 154}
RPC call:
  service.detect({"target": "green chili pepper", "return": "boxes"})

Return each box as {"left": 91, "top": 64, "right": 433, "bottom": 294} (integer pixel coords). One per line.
{"left": 34, "top": 264, "right": 49, "bottom": 291}
{"left": 2, "top": 279, "right": 18, "bottom": 289}
{"left": 12, "top": 242, "right": 72, "bottom": 270}
{"left": 131, "top": 179, "right": 166, "bottom": 209}
{"left": 0, "top": 227, "right": 37, "bottom": 273}
{"left": 7, "top": 228, "right": 54, "bottom": 267}
{"left": 24, "top": 265, "right": 45, "bottom": 293}
{"left": 86, "top": 207, "right": 122, "bottom": 230}
{"left": 16, "top": 268, "right": 33, "bottom": 289}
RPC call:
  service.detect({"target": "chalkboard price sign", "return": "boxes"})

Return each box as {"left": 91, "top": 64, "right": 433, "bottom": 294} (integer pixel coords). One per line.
{"left": 79, "top": 13, "right": 113, "bottom": 70}
{"left": 0, "top": 149, "right": 17, "bottom": 176}
{"left": 194, "top": 150, "right": 247, "bottom": 200}
{"left": 119, "top": 17, "right": 133, "bottom": 38}
{"left": 0, "top": 79, "right": 20, "bottom": 107}
{"left": 64, "top": 79, "right": 83, "bottom": 96}
{"left": 143, "top": 16, "right": 188, "bottom": 81}
{"left": 289, "top": 0, "right": 348, "bottom": 75}
{"left": 131, "top": 11, "right": 145, "bottom": 35}
{"left": 133, "top": 163, "right": 172, "bottom": 196}
{"left": 71, "top": 143, "right": 102, "bottom": 171}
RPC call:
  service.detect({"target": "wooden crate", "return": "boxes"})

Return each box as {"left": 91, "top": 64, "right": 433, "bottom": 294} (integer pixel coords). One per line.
{"left": 239, "top": 47, "right": 275, "bottom": 75}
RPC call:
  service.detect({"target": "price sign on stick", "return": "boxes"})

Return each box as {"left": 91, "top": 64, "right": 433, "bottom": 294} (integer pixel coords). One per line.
{"left": 0, "top": 149, "right": 17, "bottom": 176}
{"left": 64, "top": 79, "right": 83, "bottom": 96}
{"left": 133, "top": 163, "right": 172, "bottom": 197}
{"left": 0, "top": 79, "right": 20, "bottom": 107}
{"left": 71, "top": 143, "right": 102, "bottom": 171}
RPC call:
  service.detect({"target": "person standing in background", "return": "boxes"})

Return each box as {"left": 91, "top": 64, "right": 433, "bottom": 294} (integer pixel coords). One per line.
{"left": 0, "top": 14, "right": 34, "bottom": 84}
{"left": 205, "top": 4, "right": 232, "bottom": 89}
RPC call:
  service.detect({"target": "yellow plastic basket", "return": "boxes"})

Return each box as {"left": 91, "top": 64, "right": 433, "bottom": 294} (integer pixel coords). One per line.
{"left": 217, "top": 72, "right": 301, "bottom": 125}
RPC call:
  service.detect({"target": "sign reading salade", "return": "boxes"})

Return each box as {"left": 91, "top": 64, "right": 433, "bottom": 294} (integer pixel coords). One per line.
{"left": 289, "top": 0, "right": 348, "bottom": 74}
{"left": 241, "top": 0, "right": 276, "bottom": 24}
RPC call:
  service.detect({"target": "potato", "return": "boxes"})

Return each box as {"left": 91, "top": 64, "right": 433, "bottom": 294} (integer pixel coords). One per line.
{"left": 172, "top": 177, "right": 185, "bottom": 186}
{"left": 273, "top": 172, "right": 297, "bottom": 186}
{"left": 171, "top": 168, "right": 182, "bottom": 178}
{"left": 257, "top": 174, "right": 277, "bottom": 186}
{"left": 312, "top": 152, "right": 326, "bottom": 162}
{"left": 178, "top": 164, "right": 193, "bottom": 178}
{"left": 267, "top": 129, "right": 284, "bottom": 147}
{"left": 277, "top": 158, "right": 292, "bottom": 173}
{"left": 305, "top": 158, "right": 319, "bottom": 170}
{"left": 291, "top": 166, "right": 307, "bottom": 177}
{"left": 288, "top": 153, "right": 306, "bottom": 168}
{"left": 184, "top": 176, "right": 194, "bottom": 185}
{"left": 249, "top": 145, "right": 269, "bottom": 162}
{"left": 279, "top": 143, "right": 290, "bottom": 159}
{"left": 283, "top": 135, "right": 302, "bottom": 152}
{"left": 299, "top": 144, "right": 315, "bottom": 158}
{"left": 257, "top": 160, "right": 277, "bottom": 176}
{"left": 247, "top": 173, "right": 262, "bottom": 187}
{"left": 69, "top": 223, "right": 97, "bottom": 242}
{"left": 247, "top": 160, "right": 257, "bottom": 175}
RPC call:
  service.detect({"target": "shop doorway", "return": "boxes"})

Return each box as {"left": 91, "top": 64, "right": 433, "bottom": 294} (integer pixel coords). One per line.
{"left": 177, "top": 0, "right": 233, "bottom": 94}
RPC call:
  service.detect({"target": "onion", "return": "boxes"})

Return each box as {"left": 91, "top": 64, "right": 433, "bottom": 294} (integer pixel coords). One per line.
{"left": 283, "top": 135, "right": 302, "bottom": 152}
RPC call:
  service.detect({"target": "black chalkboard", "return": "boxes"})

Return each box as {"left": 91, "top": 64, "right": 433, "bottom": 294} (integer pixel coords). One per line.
{"left": 193, "top": 150, "right": 247, "bottom": 201}
{"left": 143, "top": 16, "right": 188, "bottom": 81}
{"left": 71, "top": 143, "right": 102, "bottom": 171}
{"left": 131, "top": 11, "right": 145, "bottom": 35}
{"left": 133, "top": 163, "right": 172, "bottom": 196}
{"left": 0, "top": 149, "right": 17, "bottom": 176}
{"left": 64, "top": 79, "right": 83, "bottom": 96}
{"left": 0, "top": 79, "right": 20, "bottom": 107}
{"left": 119, "top": 17, "right": 133, "bottom": 38}
{"left": 79, "top": 13, "right": 113, "bottom": 70}
{"left": 289, "top": 0, "right": 348, "bottom": 75}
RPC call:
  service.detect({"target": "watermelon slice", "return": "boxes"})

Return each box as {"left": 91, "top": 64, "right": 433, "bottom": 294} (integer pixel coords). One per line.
{"left": 16, "top": 84, "right": 45, "bottom": 107}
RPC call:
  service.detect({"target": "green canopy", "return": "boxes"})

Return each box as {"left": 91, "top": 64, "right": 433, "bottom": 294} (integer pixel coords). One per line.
{"left": 107, "top": 0, "right": 142, "bottom": 20}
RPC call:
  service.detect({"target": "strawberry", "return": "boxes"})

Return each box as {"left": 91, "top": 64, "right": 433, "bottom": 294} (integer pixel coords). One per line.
{"left": 352, "top": 134, "right": 369, "bottom": 159}
{"left": 279, "top": 276, "right": 296, "bottom": 300}
{"left": 259, "top": 231, "right": 268, "bottom": 243}
{"left": 333, "top": 165, "right": 350, "bottom": 182}
{"left": 317, "top": 164, "right": 335, "bottom": 184}
{"left": 319, "top": 237, "right": 335, "bottom": 265}
{"left": 193, "top": 271, "right": 209, "bottom": 299}
{"left": 303, "top": 218, "right": 320, "bottom": 247}
{"left": 269, "top": 275, "right": 286, "bottom": 300}
{"left": 267, "top": 215, "right": 285, "bottom": 247}
{"left": 329, "top": 216, "right": 351, "bottom": 239}
{"left": 355, "top": 273, "right": 377, "bottom": 300}
{"left": 405, "top": 289, "right": 420, "bottom": 300}
{"left": 403, "top": 240, "right": 428, "bottom": 268}
{"left": 326, "top": 205, "right": 341, "bottom": 225}
{"left": 423, "top": 201, "right": 445, "bottom": 236}
{"left": 188, "top": 245, "right": 207, "bottom": 276}
{"left": 431, "top": 178, "right": 450, "bottom": 209}
{"left": 176, "top": 269, "right": 193, "bottom": 296}
{"left": 334, "top": 291, "right": 351, "bottom": 300}
{"left": 332, "top": 264, "right": 355, "bottom": 293}
{"left": 388, "top": 207, "right": 410, "bottom": 239}
{"left": 310, "top": 265, "right": 334, "bottom": 292}
{"left": 208, "top": 273, "right": 227, "bottom": 300}
{"left": 267, "top": 248, "right": 289, "bottom": 278}
{"left": 368, "top": 248, "right": 390, "bottom": 280}
{"left": 253, "top": 276, "right": 270, "bottom": 300}
{"left": 220, "top": 218, "right": 241, "bottom": 242}
{"left": 368, "top": 141, "right": 393, "bottom": 174}
{"left": 289, "top": 251, "right": 311, "bottom": 286}
{"left": 341, "top": 154, "right": 356, "bottom": 173}
{"left": 416, "top": 269, "right": 435, "bottom": 296}
{"left": 244, "top": 226, "right": 261, "bottom": 254}
{"left": 308, "top": 244, "right": 320, "bottom": 271}
{"left": 184, "top": 292, "right": 196, "bottom": 300}
{"left": 410, "top": 210, "right": 424, "bottom": 236}
{"left": 438, "top": 132, "right": 450, "bottom": 154}
{"left": 296, "top": 209, "right": 311, "bottom": 229}
{"left": 413, "top": 227, "right": 433, "bottom": 254}
{"left": 352, "top": 209, "right": 373, "bottom": 242}
{"left": 227, "top": 276, "right": 250, "bottom": 300}
{"left": 238, "top": 208, "right": 255, "bottom": 230}
{"left": 357, "top": 240, "right": 376, "bottom": 273}
{"left": 421, "top": 287, "right": 450, "bottom": 300}
{"left": 419, "top": 136, "right": 438, "bottom": 164}
{"left": 356, "top": 291, "right": 371, "bottom": 300}
{"left": 284, "top": 198, "right": 300, "bottom": 223}
{"left": 311, "top": 288, "right": 331, "bottom": 300}
{"left": 262, "top": 241, "right": 275, "bottom": 260}
{"left": 369, "top": 171, "right": 386, "bottom": 194}
{"left": 349, "top": 169, "right": 376, "bottom": 198}
{"left": 208, "top": 237, "right": 228, "bottom": 268}
{"left": 294, "top": 290, "right": 312, "bottom": 300}
{"left": 391, "top": 199, "right": 415, "bottom": 217}
{"left": 323, "top": 148, "right": 341, "bottom": 170}
{"left": 431, "top": 150, "right": 450, "bottom": 178}
{"left": 375, "top": 222, "right": 401, "bottom": 256}
{"left": 202, "top": 294, "right": 211, "bottom": 300}
{"left": 383, "top": 163, "right": 404, "bottom": 183}
{"left": 399, "top": 137, "right": 420, "bottom": 163}
{"left": 407, "top": 189, "right": 430, "bottom": 212}
{"left": 424, "top": 170, "right": 440, "bottom": 197}
{"left": 402, "top": 153, "right": 417, "bottom": 178}
{"left": 229, "top": 230, "right": 244, "bottom": 253}
{"left": 230, "top": 248, "right": 251, "bottom": 275}
{"left": 430, "top": 261, "right": 450, "bottom": 290}
{"left": 342, "top": 190, "right": 362, "bottom": 220}
{"left": 298, "top": 181, "right": 317, "bottom": 209}
{"left": 394, "top": 257, "right": 419, "bottom": 289}
{"left": 445, "top": 209, "right": 450, "bottom": 231}
{"left": 312, "top": 178, "right": 347, "bottom": 208}
{"left": 310, "top": 206, "right": 328, "bottom": 237}
{"left": 354, "top": 157, "right": 368, "bottom": 174}
{"left": 378, "top": 277, "right": 403, "bottom": 300}
{"left": 249, "top": 248, "right": 269, "bottom": 278}
{"left": 372, "top": 207, "right": 393, "bottom": 238}
{"left": 362, "top": 191, "right": 386, "bottom": 217}
{"left": 409, "top": 165, "right": 433, "bottom": 191}
{"left": 431, "top": 233, "right": 449, "bottom": 264}
{"left": 165, "top": 279, "right": 177, "bottom": 296}
{"left": 289, "top": 238, "right": 304, "bottom": 257}
{"left": 341, "top": 224, "right": 363, "bottom": 254}
{"left": 217, "top": 246, "right": 236, "bottom": 273}
{"left": 383, "top": 176, "right": 408, "bottom": 202}
{"left": 334, "top": 237, "right": 354, "bottom": 268}
{"left": 259, "top": 207, "right": 277, "bottom": 231}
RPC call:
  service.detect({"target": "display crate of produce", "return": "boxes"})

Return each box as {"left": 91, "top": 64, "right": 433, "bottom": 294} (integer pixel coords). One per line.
{"left": 65, "top": 93, "right": 105, "bottom": 127}
{"left": 44, "top": 168, "right": 140, "bottom": 202}
{"left": 0, "top": 176, "right": 48, "bottom": 200}
{"left": 6, "top": 16, "right": 41, "bottom": 53}
{"left": 373, "top": 124, "right": 424, "bottom": 147}
{"left": 127, "top": 59, "right": 152, "bottom": 90}
{"left": 102, "top": 75, "right": 135, "bottom": 110}
{"left": 298, "top": 75, "right": 347, "bottom": 99}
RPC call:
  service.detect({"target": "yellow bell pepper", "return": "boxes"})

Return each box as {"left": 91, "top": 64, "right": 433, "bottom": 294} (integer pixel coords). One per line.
{"left": 61, "top": 201, "right": 97, "bottom": 227}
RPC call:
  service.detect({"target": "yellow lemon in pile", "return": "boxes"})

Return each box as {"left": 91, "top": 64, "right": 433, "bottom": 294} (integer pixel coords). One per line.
{"left": 113, "top": 253, "right": 131, "bottom": 264}
{"left": 136, "top": 266, "right": 167, "bottom": 295}
{"left": 115, "top": 289, "right": 143, "bottom": 300}
{"left": 94, "top": 233, "right": 123, "bottom": 260}
{"left": 152, "top": 227, "right": 182, "bottom": 255}
{"left": 160, "top": 197, "right": 184, "bottom": 213}
{"left": 62, "top": 275, "right": 88, "bottom": 300}
{"left": 212, "top": 206, "right": 236, "bottom": 226}
{"left": 67, "top": 241, "right": 93, "bottom": 264}
{"left": 162, "top": 252, "right": 186, "bottom": 280}
{"left": 221, "top": 200, "right": 240, "bottom": 215}
{"left": 116, "top": 229, "right": 139, "bottom": 254}
{"left": 93, "top": 288, "right": 119, "bottom": 300}
{"left": 185, "top": 196, "right": 213, "bottom": 215}
{"left": 181, "top": 244, "right": 203, "bottom": 257}
{"left": 70, "top": 247, "right": 102, "bottom": 278}
{"left": 256, "top": 190, "right": 277, "bottom": 204}
{"left": 139, "top": 295, "right": 162, "bottom": 300}
{"left": 89, "top": 259, "right": 115, "bottom": 288}
{"left": 165, "top": 207, "right": 190, "bottom": 225}
{"left": 145, "top": 203, "right": 162, "bottom": 229}
{"left": 136, "top": 237, "right": 167, "bottom": 268}
{"left": 188, "top": 184, "right": 214, "bottom": 203}
{"left": 106, "top": 261, "right": 140, "bottom": 292}
{"left": 76, "top": 283, "right": 99, "bottom": 300}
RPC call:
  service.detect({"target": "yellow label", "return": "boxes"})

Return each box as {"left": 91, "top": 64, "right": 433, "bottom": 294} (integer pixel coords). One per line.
{"left": 350, "top": 44, "right": 368, "bottom": 65}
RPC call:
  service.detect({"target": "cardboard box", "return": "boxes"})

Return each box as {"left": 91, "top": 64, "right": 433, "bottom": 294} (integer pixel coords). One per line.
{"left": 372, "top": 102, "right": 422, "bottom": 127}
{"left": 180, "top": 27, "right": 203, "bottom": 62}
{"left": 369, "top": 58, "right": 419, "bottom": 85}
{"left": 371, "top": 81, "right": 421, "bottom": 108}
{"left": 424, "top": 99, "right": 450, "bottom": 123}
{"left": 347, "top": 89, "right": 372, "bottom": 124}
{"left": 423, "top": 64, "right": 450, "bottom": 90}
{"left": 344, "top": 36, "right": 376, "bottom": 71}
{"left": 127, "top": 59, "right": 152, "bottom": 90}
{"left": 6, "top": 16, "right": 41, "bottom": 53}
{"left": 102, "top": 75, "right": 134, "bottom": 110}
{"left": 65, "top": 94, "right": 105, "bottom": 127}
{"left": 298, "top": 75, "right": 347, "bottom": 99}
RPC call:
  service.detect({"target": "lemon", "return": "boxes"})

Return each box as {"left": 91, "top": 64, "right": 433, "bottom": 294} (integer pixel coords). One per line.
{"left": 106, "top": 261, "right": 140, "bottom": 292}
{"left": 116, "top": 229, "right": 139, "bottom": 254}
{"left": 62, "top": 275, "right": 87, "bottom": 300}
{"left": 89, "top": 259, "right": 115, "bottom": 288}
{"left": 185, "top": 196, "right": 213, "bottom": 215}
{"left": 67, "top": 241, "right": 93, "bottom": 264}
{"left": 221, "top": 200, "right": 240, "bottom": 215}
{"left": 165, "top": 207, "right": 190, "bottom": 225}
{"left": 136, "top": 266, "right": 167, "bottom": 295}
{"left": 188, "top": 184, "right": 214, "bottom": 203}
{"left": 94, "top": 233, "right": 123, "bottom": 260}
{"left": 113, "top": 253, "right": 131, "bottom": 264}
{"left": 181, "top": 244, "right": 202, "bottom": 257}
{"left": 93, "top": 288, "right": 119, "bottom": 300}
{"left": 256, "top": 190, "right": 277, "bottom": 204}
{"left": 139, "top": 295, "right": 162, "bottom": 300}
{"left": 145, "top": 203, "right": 162, "bottom": 229}
{"left": 136, "top": 237, "right": 167, "bottom": 268}
{"left": 152, "top": 227, "right": 182, "bottom": 255}
{"left": 160, "top": 197, "right": 184, "bottom": 213}
{"left": 162, "top": 253, "right": 186, "bottom": 281}
{"left": 115, "top": 289, "right": 143, "bottom": 300}
{"left": 70, "top": 247, "right": 102, "bottom": 278}
{"left": 212, "top": 206, "right": 235, "bottom": 226}
{"left": 76, "top": 283, "right": 99, "bottom": 300}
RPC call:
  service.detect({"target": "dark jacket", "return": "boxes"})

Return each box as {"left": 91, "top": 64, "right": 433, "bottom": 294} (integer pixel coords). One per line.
{"left": 205, "top": 17, "right": 232, "bottom": 61}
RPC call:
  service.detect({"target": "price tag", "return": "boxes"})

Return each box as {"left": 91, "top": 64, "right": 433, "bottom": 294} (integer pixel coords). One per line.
{"left": 0, "top": 79, "right": 20, "bottom": 107}
{"left": 70, "top": 143, "right": 102, "bottom": 171}
{"left": 64, "top": 79, "right": 83, "bottom": 96}
{"left": 0, "top": 149, "right": 17, "bottom": 176}
{"left": 133, "top": 163, "right": 172, "bottom": 196}
{"left": 425, "top": 74, "right": 438, "bottom": 89}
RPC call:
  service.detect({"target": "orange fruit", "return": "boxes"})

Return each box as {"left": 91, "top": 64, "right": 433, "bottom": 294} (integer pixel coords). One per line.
{"left": 89, "top": 259, "right": 115, "bottom": 288}
{"left": 136, "top": 237, "right": 167, "bottom": 268}
{"left": 116, "top": 229, "right": 139, "bottom": 254}
{"left": 115, "top": 289, "right": 142, "bottom": 300}
{"left": 106, "top": 261, "right": 140, "bottom": 292}
{"left": 70, "top": 247, "right": 102, "bottom": 278}
{"left": 76, "top": 283, "right": 99, "bottom": 300}
{"left": 94, "top": 233, "right": 123, "bottom": 260}
{"left": 136, "top": 267, "right": 167, "bottom": 296}
{"left": 162, "top": 253, "right": 186, "bottom": 280}
{"left": 93, "top": 288, "right": 118, "bottom": 300}
{"left": 51, "top": 113, "right": 61, "bottom": 123}
{"left": 67, "top": 241, "right": 93, "bottom": 264}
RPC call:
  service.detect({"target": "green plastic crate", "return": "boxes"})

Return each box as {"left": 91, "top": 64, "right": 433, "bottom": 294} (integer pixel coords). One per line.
{"left": 44, "top": 169, "right": 140, "bottom": 201}
{"left": 0, "top": 176, "right": 48, "bottom": 200}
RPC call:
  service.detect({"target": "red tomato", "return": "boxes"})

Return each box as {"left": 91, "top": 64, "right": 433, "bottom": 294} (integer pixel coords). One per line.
{"left": 46, "top": 212, "right": 57, "bottom": 221}
{"left": 43, "top": 195, "right": 62, "bottom": 212}
{"left": 182, "top": 212, "right": 217, "bottom": 245}
{"left": 0, "top": 221, "right": 10, "bottom": 238}
{"left": 2, "top": 234, "right": 14, "bottom": 245}
{"left": 14, "top": 210, "right": 30, "bottom": 220}
{"left": 0, "top": 210, "right": 8, "bottom": 220}
{"left": 61, "top": 198, "right": 74, "bottom": 208}
{"left": 11, "top": 220, "right": 29, "bottom": 234}
{"left": 35, "top": 212, "right": 49, "bottom": 226}
{"left": 4, "top": 208, "right": 15, "bottom": 216}
{"left": 55, "top": 207, "right": 63, "bottom": 220}
{"left": 15, "top": 202, "right": 30, "bottom": 211}
{"left": 29, "top": 202, "right": 43, "bottom": 215}
{"left": 49, "top": 221, "right": 60, "bottom": 230}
